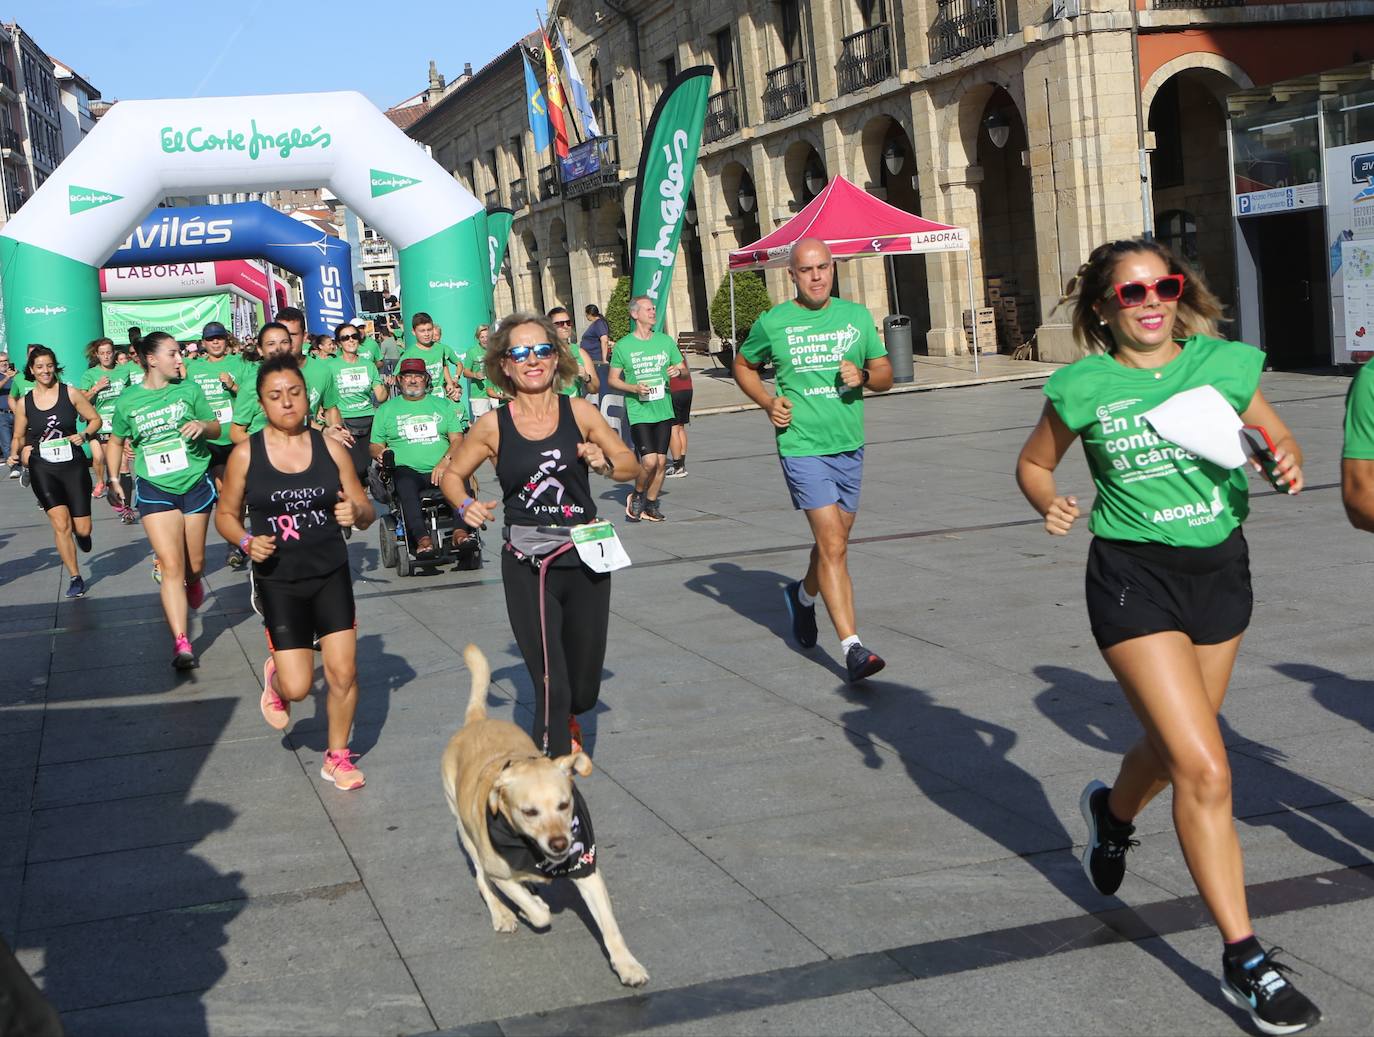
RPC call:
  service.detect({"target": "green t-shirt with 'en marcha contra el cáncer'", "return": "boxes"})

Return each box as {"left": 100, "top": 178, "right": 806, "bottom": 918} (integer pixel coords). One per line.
{"left": 185, "top": 355, "right": 246, "bottom": 446}
{"left": 111, "top": 379, "right": 216, "bottom": 493}
{"left": 1043, "top": 334, "right": 1264, "bottom": 548}
{"left": 609, "top": 331, "right": 683, "bottom": 425}
{"left": 232, "top": 355, "right": 339, "bottom": 435}
{"left": 329, "top": 355, "right": 384, "bottom": 418}
{"left": 739, "top": 298, "right": 886, "bottom": 458}
{"left": 370, "top": 393, "right": 467, "bottom": 472}
{"left": 80, "top": 364, "right": 130, "bottom": 428}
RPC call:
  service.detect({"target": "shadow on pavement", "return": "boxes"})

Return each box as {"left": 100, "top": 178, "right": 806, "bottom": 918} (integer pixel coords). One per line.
{"left": 838, "top": 673, "right": 1227, "bottom": 1016}
{"left": 683, "top": 560, "right": 796, "bottom": 643}
{"left": 283, "top": 632, "right": 416, "bottom": 759}
{"left": 1274, "top": 661, "right": 1374, "bottom": 735}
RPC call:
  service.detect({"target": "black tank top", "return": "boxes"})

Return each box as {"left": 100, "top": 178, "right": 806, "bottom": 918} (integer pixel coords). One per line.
{"left": 24, "top": 383, "right": 81, "bottom": 464}
{"left": 496, "top": 394, "right": 597, "bottom": 528}
{"left": 245, "top": 428, "right": 348, "bottom": 582}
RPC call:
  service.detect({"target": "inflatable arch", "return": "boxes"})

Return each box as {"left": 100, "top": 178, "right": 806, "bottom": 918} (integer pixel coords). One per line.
{"left": 101, "top": 258, "right": 289, "bottom": 313}
{"left": 107, "top": 202, "right": 355, "bottom": 333}
{"left": 0, "top": 90, "right": 489, "bottom": 373}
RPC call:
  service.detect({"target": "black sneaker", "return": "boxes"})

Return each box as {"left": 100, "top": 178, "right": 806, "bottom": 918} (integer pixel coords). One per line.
{"left": 625, "top": 491, "right": 644, "bottom": 522}
{"left": 226, "top": 546, "right": 248, "bottom": 570}
{"left": 65, "top": 575, "right": 86, "bottom": 599}
{"left": 845, "top": 642, "right": 885, "bottom": 683}
{"left": 19, "top": 465, "right": 29, "bottom": 488}
{"left": 642, "top": 498, "right": 665, "bottom": 522}
{"left": 1079, "top": 780, "right": 1139, "bottom": 896}
{"left": 783, "top": 580, "right": 818, "bottom": 648}
{"left": 1222, "top": 946, "right": 1322, "bottom": 1035}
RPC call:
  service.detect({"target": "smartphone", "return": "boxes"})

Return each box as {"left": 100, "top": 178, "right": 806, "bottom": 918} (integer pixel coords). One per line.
{"left": 1241, "top": 424, "right": 1288, "bottom": 492}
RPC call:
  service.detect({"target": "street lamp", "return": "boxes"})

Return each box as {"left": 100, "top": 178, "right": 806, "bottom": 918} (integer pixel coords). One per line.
{"left": 983, "top": 110, "right": 1010, "bottom": 149}
{"left": 804, "top": 156, "right": 827, "bottom": 195}
{"left": 882, "top": 139, "right": 905, "bottom": 176}
{"left": 738, "top": 181, "right": 756, "bottom": 213}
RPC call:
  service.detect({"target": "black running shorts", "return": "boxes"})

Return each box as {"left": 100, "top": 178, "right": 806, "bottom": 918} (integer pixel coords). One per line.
{"left": 670, "top": 389, "right": 692, "bottom": 425}
{"left": 256, "top": 564, "right": 356, "bottom": 652}
{"left": 629, "top": 418, "right": 673, "bottom": 457}
{"left": 205, "top": 441, "right": 235, "bottom": 470}
{"left": 30, "top": 459, "right": 92, "bottom": 517}
{"left": 1085, "top": 529, "right": 1252, "bottom": 650}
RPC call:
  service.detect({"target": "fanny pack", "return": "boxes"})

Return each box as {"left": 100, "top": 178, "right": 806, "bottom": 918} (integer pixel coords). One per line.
{"left": 504, "top": 524, "right": 576, "bottom": 568}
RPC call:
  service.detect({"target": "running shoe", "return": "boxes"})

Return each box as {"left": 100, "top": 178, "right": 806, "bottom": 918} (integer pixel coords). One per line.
{"left": 665, "top": 462, "right": 688, "bottom": 479}
{"left": 92, "top": 481, "right": 107, "bottom": 499}
{"left": 320, "top": 748, "right": 365, "bottom": 791}
{"left": 625, "top": 490, "right": 644, "bottom": 522}
{"left": 642, "top": 498, "right": 665, "bottom": 522}
{"left": 185, "top": 577, "right": 205, "bottom": 610}
{"left": 226, "top": 547, "right": 248, "bottom": 570}
{"left": 6, "top": 465, "right": 18, "bottom": 479}
{"left": 152, "top": 561, "right": 163, "bottom": 584}
{"left": 569, "top": 715, "right": 585, "bottom": 755}
{"left": 260, "top": 657, "right": 289, "bottom": 731}
{"left": 121, "top": 506, "right": 136, "bottom": 525}
{"left": 844, "top": 642, "right": 885, "bottom": 683}
{"left": 783, "top": 580, "right": 818, "bottom": 648}
{"left": 74, "top": 532, "right": 92, "bottom": 554}
{"left": 172, "top": 634, "right": 197, "bottom": 670}
{"left": 19, "top": 466, "right": 29, "bottom": 487}
{"left": 1222, "top": 946, "right": 1322, "bottom": 1035}
{"left": 1079, "top": 780, "right": 1139, "bottom": 896}
{"left": 65, "top": 575, "right": 86, "bottom": 599}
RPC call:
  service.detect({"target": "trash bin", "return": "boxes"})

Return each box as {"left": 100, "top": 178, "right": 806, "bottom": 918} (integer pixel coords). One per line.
{"left": 883, "top": 315, "right": 913, "bottom": 384}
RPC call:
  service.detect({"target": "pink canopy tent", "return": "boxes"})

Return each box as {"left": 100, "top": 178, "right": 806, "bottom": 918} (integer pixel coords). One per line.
{"left": 726, "top": 174, "right": 980, "bottom": 371}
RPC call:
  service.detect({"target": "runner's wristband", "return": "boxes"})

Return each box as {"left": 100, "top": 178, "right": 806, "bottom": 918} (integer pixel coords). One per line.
{"left": 239, "top": 534, "right": 253, "bottom": 553}
{"left": 458, "top": 496, "right": 474, "bottom": 516}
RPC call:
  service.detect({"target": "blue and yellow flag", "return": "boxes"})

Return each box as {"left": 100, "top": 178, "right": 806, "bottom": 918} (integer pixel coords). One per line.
{"left": 523, "top": 52, "right": 552, "bottom": 154}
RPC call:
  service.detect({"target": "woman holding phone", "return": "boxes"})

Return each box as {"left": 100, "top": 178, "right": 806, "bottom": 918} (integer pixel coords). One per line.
{"left": 106, "top": 332, "right": 219, "bottom": 669}
{"left": 1015, "top": 238, "right": 1320, "bottom": 1034}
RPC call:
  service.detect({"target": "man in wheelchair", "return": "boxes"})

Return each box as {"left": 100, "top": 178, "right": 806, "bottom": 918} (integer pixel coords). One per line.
{"left": 370, "top": 358, "right": 478, "bottom": 568}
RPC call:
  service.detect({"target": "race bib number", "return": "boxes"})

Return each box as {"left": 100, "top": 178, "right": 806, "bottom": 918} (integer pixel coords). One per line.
{"left": 214, "top": 405, "right": 233, "bottom": 424}
{"left": 401, "top": 418, "right": 438, "bottom": 442}
{"left": 39, "top": 439, "right": 73, "bottom": 463}
{"left": 146, "top": 440, "right": 189, "bottom": 477}
{"left": 339, "top": 369, "right": 370, "bottom": 391}
{"left": 570, "top": 521, "right": 632, "bottom": 573}
{"left": 643, "top": 383, "right": 666, "bottom": 402}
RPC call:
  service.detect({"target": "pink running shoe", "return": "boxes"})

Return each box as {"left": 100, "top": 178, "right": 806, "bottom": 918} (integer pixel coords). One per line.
{"left": 185, "top": 577, "right": 205, "bottom": 610}
{"left": 172, "top": 634, "right": 197, "bottom": 670}
{"left": 260, "top": 657, "right": 289, "bottom": 731}
{"left": 320, "top": 748, "right": 365, "bottom": 791}
{"left": 92, "top": 481, "right": 107, "bottom": 499}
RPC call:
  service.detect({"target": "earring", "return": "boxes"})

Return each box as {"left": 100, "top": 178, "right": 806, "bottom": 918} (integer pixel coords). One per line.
{"left": 1099, "top": 318, "right": 1107, "bottom": 326}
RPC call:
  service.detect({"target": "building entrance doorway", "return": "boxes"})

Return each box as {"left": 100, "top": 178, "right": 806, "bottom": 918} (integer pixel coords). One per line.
{"left": 1249, "top": 210, "right": 1329, "bottom": 369}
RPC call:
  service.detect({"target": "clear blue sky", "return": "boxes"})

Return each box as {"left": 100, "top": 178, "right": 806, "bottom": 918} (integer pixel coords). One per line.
{"left": 9, "top": 1, "right": 536, "bottom": 110}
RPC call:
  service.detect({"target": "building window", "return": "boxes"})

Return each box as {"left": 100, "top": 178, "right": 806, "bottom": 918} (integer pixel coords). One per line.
{"left": 1156, "top": 209, "right": 1198, "bottom": 266}
{"left": 1149, "top": 77, "right": 1185, "bottom": 190}
{"left": 779, "top": 0, "right": 804, "bottom": 61}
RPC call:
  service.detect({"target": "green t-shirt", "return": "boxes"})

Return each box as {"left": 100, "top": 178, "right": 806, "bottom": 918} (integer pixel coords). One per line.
{"left": 400, "top": 342, "right": 460, "bottom": 397}
{"left": 738, "top": 298, "right": 886, "bottom": 457}
{"left": 111, "top": 380, "right": 215, "bottom": 493}
{"left": 464, "top": 343, "right": 491, "bottom": 396}
{"left": 9, "top": 370, "right": 33, "bottom": 399}
{"left": 371, "top": 394, "right": 466, "bottom": 472}
{"left": 120, "top": 361, "right": 145, "bottom": 387}
{"left": 232, "top": 355, "right": 338, "bottom": 434}
{"left": 356, "top": 339, "right": 380, "bottom": 367}
{"left": 79, "top": 364, "right": 130, "bottom": 427}
{"left": 330, "top": 354, "right": 383, "bottom": 418}
{"left": 1343, "top": 361, "right": 1374, "bottom": 460}
{"left": 1043, "top": 335, "right": 1264, "bottom": 548}
{"left": 609, "top": 331, "right": 683, "bottom": 425}
{"left": 184, "top": 355, "right": 244, "bottom": 446}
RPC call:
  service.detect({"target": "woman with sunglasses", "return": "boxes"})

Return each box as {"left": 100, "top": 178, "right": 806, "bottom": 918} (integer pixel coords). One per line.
{"left": 7, "top": 345, "right": 103, "bottom": 599}
{"left": 1016, "top": 239, "right": 1320, "bottom": 1034}
{"left": 440, "top": 312, "right": 637, "bottom": 757}
{"left": 329, "top": 321, "right": 388, "bottom": 483}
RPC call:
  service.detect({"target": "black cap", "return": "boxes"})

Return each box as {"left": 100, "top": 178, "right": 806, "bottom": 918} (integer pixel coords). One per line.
{"left": 202, "top": 321, "right": 228, "bottom": 339}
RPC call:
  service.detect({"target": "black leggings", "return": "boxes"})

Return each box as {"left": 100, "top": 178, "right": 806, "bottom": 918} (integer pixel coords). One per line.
{"left": 343, "top": 417, "right": 373, "bottom": 483}
{"left": 502, "top": 550, "right": 610, "bottom": 756}
{"left": 391, "top": 465, "right": 435, "bottom": 544}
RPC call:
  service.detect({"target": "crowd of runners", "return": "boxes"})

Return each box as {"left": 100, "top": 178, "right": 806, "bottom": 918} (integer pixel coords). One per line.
{"left": 14, "top": 232, "right": 1374, "bottom": 1033}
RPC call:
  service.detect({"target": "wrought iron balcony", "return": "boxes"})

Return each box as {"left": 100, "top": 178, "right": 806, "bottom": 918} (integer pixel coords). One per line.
{"left": 763, "top": 60, "right": 808, "bottom": 122}
{"left": 929, "top": 0, "right": 998, "bottom": 63}
{"left": 0, "top": 64, "right": 14, "bottom": 94}
{"left": 0, "top": 126, "right": 19, "bottom": 152}
{"left": 1154, "top": 0, "right": 1243, "bottom": 7}
{"left": 539, "top": 163, "right": 559, "bottom": 201}
{"left": 703, "top": 89, "right": 740, "bottom": 144}
{"left": 837, "top": 23, "right": 893, "bottom": 95}
{"left": 510, "top": 177, "right": 529, "bottom": 211}
{"left": 5, "top": 188, "right": 24, "bottom": 214}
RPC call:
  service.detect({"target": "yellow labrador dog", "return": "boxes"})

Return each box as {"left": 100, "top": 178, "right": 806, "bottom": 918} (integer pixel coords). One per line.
{"left": 441, "top": 645, "right": 648, "bottom": 987}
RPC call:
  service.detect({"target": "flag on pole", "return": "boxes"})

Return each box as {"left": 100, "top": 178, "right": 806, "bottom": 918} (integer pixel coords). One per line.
{"left": 522, "top": 51, "right": 551, "bottom": 154}
{"left": 555, "top": 23, "right": 601, "bottom": 138}
{"left": 540, "top": 30, "right": 571, "bottom": 159}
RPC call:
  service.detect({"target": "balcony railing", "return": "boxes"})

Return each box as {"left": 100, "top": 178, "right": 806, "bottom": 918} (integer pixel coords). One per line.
{"left": 763, "top": 60, "right": 808, "bottom": 122}
{"left": 484, "top": 187, "right": 499, "bottom": 208}
{"left": 361, "top": 243, "right": 395, "bottom": 265}
{"left": 0, "top": 64, "right": 14, "bottom": 93}
{"left": 510, "top": 177, "right": 529, "bottom": 211}
{"left": 703, "top": 89, "right": 740, "bottom": 144}
{"left": 539, "top": 163, "right": 559, "bottom": 201}
{"left": 1154, "top": 0, "right": 1243, "bottom": 6}
{"left": 929, "top": 0, "right": 998, "bottom": 63}
{"left": 5, "top": 188, "right": 24, "bottom": 215}
{"left": 837, "top": 23, "right": 893, "bottom": 95}
{"left": 0, "top": 126, "right": 19, "bottom": 151}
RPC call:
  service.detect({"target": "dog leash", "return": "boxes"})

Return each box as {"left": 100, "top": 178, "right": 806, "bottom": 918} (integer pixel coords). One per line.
{"left": 538, "top": 541, "right": 576, "bottom": 754}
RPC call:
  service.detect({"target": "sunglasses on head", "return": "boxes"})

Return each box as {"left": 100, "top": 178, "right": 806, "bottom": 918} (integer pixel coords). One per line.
{"left": 507, "top": 342, "right": 556, "bottom": 363}
{"left": 1106, "top": 274, "right": 1185, "bottom": 308}
{"left": 338, "top": 332, "right": 360, "bottom": 341}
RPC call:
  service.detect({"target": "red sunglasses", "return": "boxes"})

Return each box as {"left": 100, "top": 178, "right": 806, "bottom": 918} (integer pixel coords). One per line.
{"left": 1106, "top": 274, "right": 1185, "bottom": 308}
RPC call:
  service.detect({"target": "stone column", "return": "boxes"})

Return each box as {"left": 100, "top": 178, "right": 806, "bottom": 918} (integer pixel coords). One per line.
{"left": 922, "top": 166, "right": 984, "bottom": 357}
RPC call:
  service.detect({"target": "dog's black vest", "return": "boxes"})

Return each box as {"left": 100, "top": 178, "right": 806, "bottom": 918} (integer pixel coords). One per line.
{"left": 487, "top": 784, "right": 597, "bottom": 878}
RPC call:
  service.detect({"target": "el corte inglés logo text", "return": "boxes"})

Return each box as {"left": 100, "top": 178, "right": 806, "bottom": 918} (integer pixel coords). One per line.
{"left": 370, "top": 168, "right": 420, "bottom": 197}
{"left": 428, "top": 279, "right": 470, "bottom": 290}
{"left": 160, "top": 120, "right": 332, "bottom": 161}
{"left": 24, "top": 304, "right": 67, "bottom": 316}
{"left": 69, "top": 185, "right": 124, "bottom": 214}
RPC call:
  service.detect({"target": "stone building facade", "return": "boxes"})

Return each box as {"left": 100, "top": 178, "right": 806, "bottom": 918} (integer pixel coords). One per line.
{"left": 409, "top": 0, "right": 1374, "bottom": 364}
